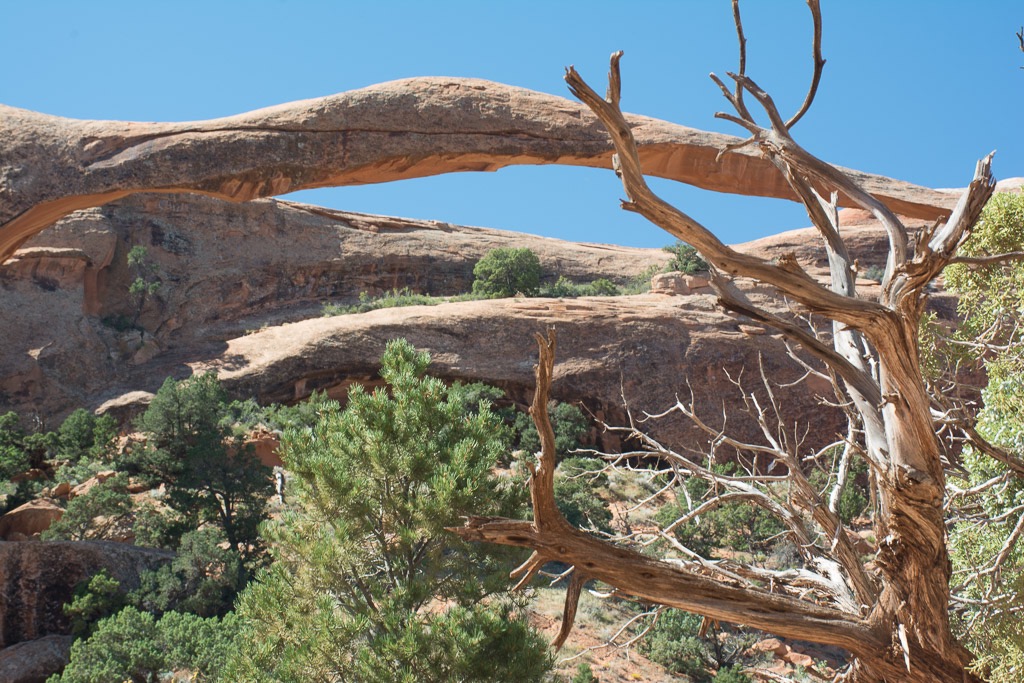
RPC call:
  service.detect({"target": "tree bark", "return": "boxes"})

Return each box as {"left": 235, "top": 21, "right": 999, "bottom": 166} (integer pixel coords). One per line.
{"left": 457, "top": 47, "right": 993, "bottom": 682}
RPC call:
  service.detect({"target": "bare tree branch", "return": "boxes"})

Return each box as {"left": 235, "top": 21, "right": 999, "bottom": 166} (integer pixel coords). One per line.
{"left": 785, "top": 0, "right": 826, "bottom": 129}
{"left": 450, "top": 333, "right": 881, "bottom": 656}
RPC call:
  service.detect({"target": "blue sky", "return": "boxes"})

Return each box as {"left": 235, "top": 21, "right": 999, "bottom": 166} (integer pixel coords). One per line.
{"left": 4, "top": 1, "right": 1022, "bottom": 247}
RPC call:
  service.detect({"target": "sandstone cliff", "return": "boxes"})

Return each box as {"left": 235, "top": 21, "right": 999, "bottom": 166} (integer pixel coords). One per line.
{"left": 0, "top": 188, "right": 927, "bottom": 454}
{"left": 0, "top": 192, "right": 667, "bottom": 422}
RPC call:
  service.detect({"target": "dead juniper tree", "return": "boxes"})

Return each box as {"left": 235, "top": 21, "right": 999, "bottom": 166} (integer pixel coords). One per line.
{"left": 452, "top": 2, "right": 1011, "bottom": 681}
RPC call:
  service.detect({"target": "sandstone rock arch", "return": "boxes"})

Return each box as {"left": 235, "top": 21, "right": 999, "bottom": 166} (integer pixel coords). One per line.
{"left": 1, "top": 78, "right": 958, "bottom": 263}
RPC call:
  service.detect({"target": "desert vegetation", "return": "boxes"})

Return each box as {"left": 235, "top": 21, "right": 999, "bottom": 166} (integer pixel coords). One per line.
{"left": 1, "top": 2, "right": 1021, "bottom": 682}
{"left": 320, "top": 246, "right": 668, "bottom": 317}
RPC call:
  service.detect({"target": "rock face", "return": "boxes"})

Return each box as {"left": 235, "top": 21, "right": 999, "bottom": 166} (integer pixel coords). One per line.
{"left": 0, "top": 635, "right": 73, "bottom": 683}
{"left": 189, "top": 294, "right": 843, "bottom": 453}
{"left": 0, "top": 540, "right": 171, "bottom": 651}
{"left": 650, "top": 271, "right": 712, "bottom": 295}
{"left": 0, "top": 192, "right": 667, "bottom": 421}
{"left": 0, "top": 78, "right": 958, "bottom": 262}
{"left": 0, "top": 541, "right": 171, "bottom": 648}
{"left": 0, "top": 190, "right": 948, "bottom": 456}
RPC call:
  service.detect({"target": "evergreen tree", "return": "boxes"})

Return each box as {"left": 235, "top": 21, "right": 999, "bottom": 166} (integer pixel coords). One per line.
{"left": 472, "top": 247, "right": 542, "bottom": 298}
{"left": 125, "top": 372, "right": 271, "bottom": 562}
{"left": 226, "top": 339, "right": 552, "bottom": 681}
{"left": 942, "top": 192, "right": 1024, "bottom": 681}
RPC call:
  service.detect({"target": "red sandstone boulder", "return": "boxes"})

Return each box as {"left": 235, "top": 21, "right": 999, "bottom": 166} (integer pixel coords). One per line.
{"left": 69, "top": 471, "right": 117, "bottom": 500}
{"left": 0, "top": 500, "right": 64, "bottom": 541}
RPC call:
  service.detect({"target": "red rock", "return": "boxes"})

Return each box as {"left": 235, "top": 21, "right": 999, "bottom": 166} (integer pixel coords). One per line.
{"left": 245, "top": 431, "right": 283, "bottom": 469}
{"left": 69, "top": 471, "right": 117, "bottom": 500}
{"left": 0, "top": 541, "right": 172, "bottom": 647}
{"left": 0, "top": 500, "right": 64, "bottom": 540}
{"left": 0, "top": 80, "right": 957, "bottom": 263}
{"left": 650, "top": 271, "right": 693, "bottom": 295}
{"left": 45, "top": 483, "right": 71, "bottom": 500}
{"left": 784, "top": 651, "right": 815, "bottom": 668}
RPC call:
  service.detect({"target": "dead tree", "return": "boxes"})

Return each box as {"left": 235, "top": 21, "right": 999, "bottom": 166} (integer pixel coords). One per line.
{"left": 452, "top": 3, "right": 1008, "bottom": 681}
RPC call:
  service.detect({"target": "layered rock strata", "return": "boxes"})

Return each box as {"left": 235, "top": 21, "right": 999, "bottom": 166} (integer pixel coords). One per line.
{"left": 0, "top": 78, "right": 959, "bottom": 261}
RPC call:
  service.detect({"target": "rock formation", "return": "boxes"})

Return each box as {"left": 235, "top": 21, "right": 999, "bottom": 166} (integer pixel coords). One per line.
{"left": 0, "top": 187, "right": 937, "bottom": 454}
{"left": 0, "top": 192, "right": 667, "bottom": 421}
{"left": 0, "top": 500, "right": 64, "bottom": 541}
{"left": 0, "top": 635, "right": 73, "bottom": 683}
{"left": 0, "top": 541, "right": 171, "bottom": 648}
{"left": 187, "top": 293, "right": 841, "bottom": 453}
{"left": 0, "top": 78, "right": 960, "bottom": 262}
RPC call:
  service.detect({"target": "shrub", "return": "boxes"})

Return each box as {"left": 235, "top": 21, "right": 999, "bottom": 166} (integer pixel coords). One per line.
{"left": 543, "top": 276, "right": 621, "bottom": 298}
{"left": 472, "top": 247, "right": 542, "bottom": 298}
{"left": 41, "top": 473, "right": 134, "bottom": 541}
{"left": 0, "top": 412, "right": 30, "bottom": 482}
{"left": 572, "top": 662, "right": 600, "bottom": 683}
{"left": 226, "top": 339, "right": 552, "bottom": 681}
{"left": 640, "top": 609, "right": 755, "bottom": 682}
{"left": 514, "top": 400, "right": 589, "bottom": 460}
{"left": 555, "top": 457, "right": 613, "bottom": 533}
{"left": 51, "top": 606, "right": 238, "bottom": 683}
{"left": 862, "top": 264, "right": 886, "bottom": 282}
{"left": 63, "top": 570, "right": 126, "bottom": 639}
{"left": 663, "top": 241, "right": 708, "bottom": 274}
{"left": 125, "top": 373, "right": 272, "bottom": 561}
{"left": 656, "top": 469, "right": 786, "bottom": 556}
{"left": 132, "top": 527, "right": 245, "bottom": 619}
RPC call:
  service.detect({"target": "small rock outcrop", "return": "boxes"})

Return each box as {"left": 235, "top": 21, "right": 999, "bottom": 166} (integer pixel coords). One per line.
{"left": 0, "top": 635, "right": 73, "bottom": 683}
{"left": 650, "top": 271, "right": 711, "bottom": 295}
{"left": 0, "top": 500, "right": 63, "bottom": 541}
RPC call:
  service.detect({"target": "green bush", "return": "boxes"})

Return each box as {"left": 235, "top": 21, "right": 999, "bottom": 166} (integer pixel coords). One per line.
{"left": 0, "top": 412, "right": 30, "bottom": 482}
{"left": 808, "top": 454, "right": 870, "bottom": 525}
{"left": 226, "top": 339, "right": 552, "bottom": 681}
{"left": 513, "top": 400, "right": 589, "bottom": 460}
{"left": 63, "top": 570, "right": 126, "bottom": 639}
{"left": 125, "top": 372, "right": 272, "bottom": 562}
{"left": 322, "top": 287, "right": 452, "bottom": 316}
{"left": 472, "top": 247, "right": 542, "bottom": 298}
{"left": 126, "top": 245, "right": 162, "bottom": 328}
{"left": 41, "top": 474, "right": 133, "bottom": 541}
{"left": 663, "top": 241, "right": 709, "bottom": 275}
{"left": 656, "top": 469, "right": 785, "bottom": 556}
{"left": 555, "top": 456, "right": 613, "bottom": 533}
{"left": 543, "top": 276, "right": 621, "bottom": 298}
{"left": 56, "top": 409, "right": 117, "bottom": 463}
{"left": 132, "top": 527, "right": 245, "bottom": 618}
{"left": 50, "top": 606, "right": 238, "bottom": 683}
{"left": 571, "top": 662, "right": 600, "bottom": 683}
{"left": 640, "top": 609, "right": 755, "bottom": 682}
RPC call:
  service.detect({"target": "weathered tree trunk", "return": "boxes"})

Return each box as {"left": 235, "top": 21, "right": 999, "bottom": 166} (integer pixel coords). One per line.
{"left": 455, "top": 7, "right": 997, "bottom": 675}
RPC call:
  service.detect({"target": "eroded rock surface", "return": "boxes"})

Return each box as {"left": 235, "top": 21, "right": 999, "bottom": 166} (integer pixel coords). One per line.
{"left": 0, "top": 635, "right": 73, "bottom": 683}
{"left": 190, "top": 294, "right": 843, "bottom": 453}
{"left": 0, "top": 541, "right": 171, "bottom": 647}
{"left": 0, "top": 78, "right": 960, "bottom": 261}
{"left": 0, "top": 500, "right": 64, "bottom": 541}
{"left": 0, "top": 193, "right": 667, "bottom": 421}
